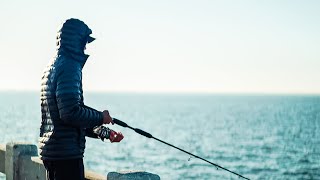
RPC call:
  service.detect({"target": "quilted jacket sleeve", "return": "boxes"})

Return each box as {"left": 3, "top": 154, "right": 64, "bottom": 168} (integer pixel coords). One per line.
{"left": 56, "top": 62, "right": 103, "bottom": 128}
{"left": 85, "top": 127, "right": 99, "bottom": 138}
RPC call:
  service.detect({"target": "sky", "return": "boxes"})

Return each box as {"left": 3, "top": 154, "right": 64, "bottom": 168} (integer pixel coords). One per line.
{"left": 0, "top": 0, "right": 319, "bottom": 94}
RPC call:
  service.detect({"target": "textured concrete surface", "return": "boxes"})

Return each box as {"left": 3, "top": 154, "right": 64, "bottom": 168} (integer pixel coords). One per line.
{"left": 85, "top": 170, "right": 107, "bottom": 180}
{"left": 5, "top": 142, "right": 38, "bottom": 180}
{"left": 108, "top": 171, "right": 161, "bottom": 180}
{"left": 19, "top": 156, "right": 46, "bottom": 180}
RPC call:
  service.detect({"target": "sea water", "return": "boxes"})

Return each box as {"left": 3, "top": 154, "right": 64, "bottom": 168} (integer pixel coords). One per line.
{"left": 0, "top": 92, "right": 319, "bottom": 179}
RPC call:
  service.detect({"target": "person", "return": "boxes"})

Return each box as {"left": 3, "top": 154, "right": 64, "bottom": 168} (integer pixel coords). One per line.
{"left": 39, "top": 18, "right": 124, "bottom": 180}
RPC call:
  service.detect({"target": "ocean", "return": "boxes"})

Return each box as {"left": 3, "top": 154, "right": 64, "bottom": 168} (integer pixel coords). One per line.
{"left": 0, "top": 92, "right": 319, "bottom": 179}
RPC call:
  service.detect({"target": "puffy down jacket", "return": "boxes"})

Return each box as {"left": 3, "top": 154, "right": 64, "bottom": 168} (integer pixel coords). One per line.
{"left": 39, "top": 19, "right": 103, "bottom": 160}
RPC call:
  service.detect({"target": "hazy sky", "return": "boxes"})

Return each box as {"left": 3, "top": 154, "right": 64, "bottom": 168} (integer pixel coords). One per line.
{"left": 0, "top": 0, "right": 319, "bottom": 93}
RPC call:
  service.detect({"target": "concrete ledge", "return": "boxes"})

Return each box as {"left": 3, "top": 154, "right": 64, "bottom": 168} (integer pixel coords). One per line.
{"left": 85, "top": 170, "right": 107, "bottom": 180}
{"left": 1, "top": 142, "right": 108, "bottom": 180}
{"left": 0, "top": 142, "right": 160, "bottom": 180}
{"left": 5, "top": 142, "right": 38, "bottom": 180}
{"left": 108, "top": 171, "right": 160, "bottom": 180}
{"left": 20, "top": 156, "right": 46, "bottom": 180}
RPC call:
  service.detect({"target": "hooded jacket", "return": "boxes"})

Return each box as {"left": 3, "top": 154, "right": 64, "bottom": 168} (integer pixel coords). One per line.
{"left": 39, "top": 19, "right": 103, "bottom": 160}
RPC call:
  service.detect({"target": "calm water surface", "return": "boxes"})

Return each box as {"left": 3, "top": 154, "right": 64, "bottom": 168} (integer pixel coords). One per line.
{"left": 0, "top": 92, "right": 319, "bottom": 179}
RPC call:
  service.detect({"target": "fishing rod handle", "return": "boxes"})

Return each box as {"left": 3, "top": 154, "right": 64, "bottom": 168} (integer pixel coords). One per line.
{"left": 134, "top": 128, "right": 153, "bottom": 138}
{"left": 113, "top": 118, "right": 128, "bottom": 127}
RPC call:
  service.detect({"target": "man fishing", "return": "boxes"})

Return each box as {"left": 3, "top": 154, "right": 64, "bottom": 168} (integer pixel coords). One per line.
{"left": 39, "top": 18, "right": 124, "bottom": 180}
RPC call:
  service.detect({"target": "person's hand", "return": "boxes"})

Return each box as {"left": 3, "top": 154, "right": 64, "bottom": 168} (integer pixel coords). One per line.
{"left": 103, "top": 110, "right": 114, "bottom": 125}
{"left": 109, "top": 130, "right": 124, "bottom": 143}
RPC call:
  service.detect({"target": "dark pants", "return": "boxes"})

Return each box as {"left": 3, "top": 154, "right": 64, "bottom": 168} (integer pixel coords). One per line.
{"left": 43, "top": 158, "right": 85, "bottom": 180}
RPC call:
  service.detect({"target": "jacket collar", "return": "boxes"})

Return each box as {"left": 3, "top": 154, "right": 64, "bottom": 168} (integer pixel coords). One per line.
{"left": 57, "top": 48, "right": 89, "bottom": 68}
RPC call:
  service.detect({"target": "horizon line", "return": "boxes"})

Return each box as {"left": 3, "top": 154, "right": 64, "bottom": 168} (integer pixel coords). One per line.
{"left": 0, "top": 89, "right": 320, "bottom": 96}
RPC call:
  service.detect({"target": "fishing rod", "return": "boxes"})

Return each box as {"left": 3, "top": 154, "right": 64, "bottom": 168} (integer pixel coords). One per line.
{"left": 112, "top": 118, "right": 250, "bottom": 180}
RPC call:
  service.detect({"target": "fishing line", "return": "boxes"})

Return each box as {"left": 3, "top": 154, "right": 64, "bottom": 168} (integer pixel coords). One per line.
{"left": 112, "top": 118, "right": 250, "bottom": 180}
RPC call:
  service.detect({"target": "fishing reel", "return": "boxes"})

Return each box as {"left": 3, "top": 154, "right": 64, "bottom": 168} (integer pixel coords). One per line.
{"left": 93, "top": 126, "right": 111, "bottom": 141}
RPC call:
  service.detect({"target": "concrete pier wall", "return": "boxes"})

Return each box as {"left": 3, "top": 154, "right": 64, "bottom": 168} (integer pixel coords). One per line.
{"left": 0, "top": 142, "right": 160, "bottom": 180}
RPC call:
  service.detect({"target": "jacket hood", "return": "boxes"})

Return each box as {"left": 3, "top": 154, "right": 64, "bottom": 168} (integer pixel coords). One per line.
{"left": 56, "top": 18, "right": 95, "bottom": 64}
